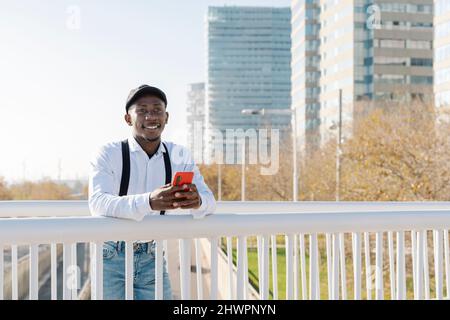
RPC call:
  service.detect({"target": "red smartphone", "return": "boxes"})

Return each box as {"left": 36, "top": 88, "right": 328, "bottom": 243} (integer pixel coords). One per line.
{"left": 172, "top": 171, "right": 194, "bottom": 187}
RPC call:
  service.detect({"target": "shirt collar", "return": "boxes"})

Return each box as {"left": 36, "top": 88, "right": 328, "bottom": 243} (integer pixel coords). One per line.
{"left": 127, "top": 135, "right": 166, "bottom": 156}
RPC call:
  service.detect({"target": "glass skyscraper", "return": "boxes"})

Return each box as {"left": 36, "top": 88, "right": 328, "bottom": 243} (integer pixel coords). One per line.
{"left": 206, "top": 6, "right": 292, "bottom": 162}
{"left": 291, "top": 0, "right": 321, "bottom": 153}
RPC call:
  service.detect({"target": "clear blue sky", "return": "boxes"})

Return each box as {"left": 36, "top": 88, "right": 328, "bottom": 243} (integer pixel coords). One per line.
{"left": 0, "top": 0, "right": 291, "bottom": 183}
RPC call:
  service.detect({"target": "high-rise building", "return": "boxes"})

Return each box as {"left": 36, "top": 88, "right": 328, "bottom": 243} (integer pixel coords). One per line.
{"left": 186, "top": 82, "right": 205, "bottom": 162}
{"left": 435, "top": 0, "right": 450, "bottom": 107}
{"left": 292, "top": 0, "right": 434, "bottom": 151}
{"left": 291, "top": 0, "right": 321, "bottom": 154}
{"left": 206, "top": 6, "right": 292, "bottom": 162}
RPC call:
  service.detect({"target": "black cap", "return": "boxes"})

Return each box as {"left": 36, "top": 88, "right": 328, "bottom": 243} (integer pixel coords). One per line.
{"left": 125, "top": 85, "right": 168, "bottom": 112}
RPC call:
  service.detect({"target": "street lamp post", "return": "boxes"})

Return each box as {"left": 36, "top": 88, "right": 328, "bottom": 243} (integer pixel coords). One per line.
{"left": 241, "top": 139, "right": 245, "bottom": 201}
{"left": 330, "top": 89, "right": 343, "bottom": 202}
{"left": 241, "top": 108, "right": 298, "bottom": 201}
{"left": 217, "top": 163, "right": 222, "bottom": 201}
{"left": 292, "top": 109, "right": 298, "bottom": 202}
{"left": 337, "top": 89, "right": 343, "bottom": 202}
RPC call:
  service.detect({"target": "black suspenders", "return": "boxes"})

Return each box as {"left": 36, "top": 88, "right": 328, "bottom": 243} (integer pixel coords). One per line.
{"left": 119, "top": 140, "right": 172, "bottom": 215}
{"left": 119, "top": 140, "right": 130, "bottom": 197}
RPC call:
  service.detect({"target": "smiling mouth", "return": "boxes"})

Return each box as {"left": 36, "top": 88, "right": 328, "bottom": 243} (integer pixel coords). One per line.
{"left": 143, "top": 124, "right": 161, "bottom": 130}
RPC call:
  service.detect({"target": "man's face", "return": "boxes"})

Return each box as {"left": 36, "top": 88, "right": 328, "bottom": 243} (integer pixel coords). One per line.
{"left": 125, "top": 95, "right": 169, "bottom": 142}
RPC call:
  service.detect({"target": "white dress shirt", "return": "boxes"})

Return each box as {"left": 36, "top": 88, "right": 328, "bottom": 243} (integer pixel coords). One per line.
{"left": 88, "top": 135, "right": 216, "bottom": 221}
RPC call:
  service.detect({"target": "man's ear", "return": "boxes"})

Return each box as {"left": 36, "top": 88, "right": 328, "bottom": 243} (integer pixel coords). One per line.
{"left": 165, "top": 112, "right": 169, "bottom": 124}
{"left": 124, "top": 114, "right": 132, "bottom": 126}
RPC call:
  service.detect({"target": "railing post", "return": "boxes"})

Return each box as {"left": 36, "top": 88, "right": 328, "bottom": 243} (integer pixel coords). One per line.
{"left": 310, "top": 234, "right": 320, "bottom": 300}
{"left": 271, "top": 235, "right": 278, "bottom": 300}
{"left": 70, "top": 243, "right": 78, "bottom": 300}
{"left": 179, "top": 239, "right": 191, "bottom": 300}
{"left": 416, "top": 231, "right": 424, "bottom": 300}
{"left": 293, "top": 234, "right": 299, "bottom": 300}
{"left": 210, "top": 237, "right": 218, "bottom": 300}
{"left": 11, "top": 245, "right": 18, "bottom": 300}
{"left": 155, "top": 240, "right": 164, "bottom": 300}
{"left": 51, "top": 243, "right": 57, "bottom": 300}
{"left": 422, "top": 231, "right": 430, "bottom": 300}
{"left": 364, "top": 233, "right": 371, "bottom": 300}
{"left": 331, "top": 233, "right": 339, "bottom": 300}
{"left": 299, "top": 234, "right": 307, "bottom": 300}
{"left": 387, "top": 232, "right": 395, "bottom": 300}
{"left": 163, "top": 240, "right": 169, "bottom": 271}
{"left": 243, "top": 236, "right": 248, "bottom": 300}
{"left": 29, "top": 244, "right": 39, "bottom": 300}
{"left": 285, "top": 234, "right": 294, "bottom": 300}
{"left": 194, "top": 239, "right": 203, "bottom": 300}
{"left": 90, "top": 241, "right": 103, "bottom": 300}
{"left": 396, "top": 231, "right": 406, "bottom": 300}
{"left": 257, "top": 235, "right": 262, "bottom": 297}
{"left": 226, "top": 237, "right": 234, "bottom": 300}
{"left": 261, "top": 235, "right": 270, "bottom": 300}
{"left": 411, "top": 230, "right": 418, "bottom": 299}
{"left": 236, "top": 236, "right": 245, "bottom": 300}
{"left": 444, "top": 230, "right": 450, "bottom": 299}
{"left": 434, "top": 230, "right": 444, "bottom": 300}
{"left": 326, "top": 233, "right": 332, "bottom": 299}
{"left": 375, "top": 232, "right": 384, "bottom": 300}
{"left": 352, "top": 232, "right": 361, "bottom": 300}
{"left": 339, "top": 233, "right": 347, "bottom": 300}
{"left": 63, "top": 243, "right": 71, "bottom": 300}
{"left": 125, "top": 241, "right": 134, "bottom": 300}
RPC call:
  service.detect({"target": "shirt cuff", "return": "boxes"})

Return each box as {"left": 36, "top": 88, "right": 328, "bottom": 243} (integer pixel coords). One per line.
{"left": 191, "top": 194, "right": 207, "bottom": 219}
{"left": 134, "top": 192, "right": 152, "bottom": 221}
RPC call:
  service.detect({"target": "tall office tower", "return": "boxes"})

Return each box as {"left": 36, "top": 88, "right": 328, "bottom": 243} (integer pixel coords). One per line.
{"left": 435, "top": 0, "right": 450, "bottom": 107}
{"left": 206, "top": 6, "right": 292, "bottom": 163}
{"left": 292, "top": 0, "right": 434, "bottom": 150}
{"left": 291, "top": 0, "right": 321, "bottom": 154}
{"left": 186, "top": 83, "right": 205, "bottom": 162}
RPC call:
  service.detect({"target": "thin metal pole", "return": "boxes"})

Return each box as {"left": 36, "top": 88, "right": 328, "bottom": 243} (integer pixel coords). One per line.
{"left": 293, "top": 109, "right": 298, "bottom": 202}
{"left": 336, "top": 89, "right": 343, "bottom": 202}
{"left": 218, "top": 164, "right": 222, "bottom": 201}
{"left": 241, "top": 140, "right": 245, "bottom": 201}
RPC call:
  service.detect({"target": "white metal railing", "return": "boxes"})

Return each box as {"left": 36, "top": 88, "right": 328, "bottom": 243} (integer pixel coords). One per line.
{"left": 2, "top": 200, "right": 450, "bottom": 217}
{"left": 1, "top": 201, "right": 450, "bottom": 300}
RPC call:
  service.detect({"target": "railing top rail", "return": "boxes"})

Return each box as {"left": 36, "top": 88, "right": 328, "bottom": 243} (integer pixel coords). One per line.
{"left": 1, "top": 200, "right": 450, "bottom": 218}
{"left": 1, "top": 211, "right": 450, "bottom": 245}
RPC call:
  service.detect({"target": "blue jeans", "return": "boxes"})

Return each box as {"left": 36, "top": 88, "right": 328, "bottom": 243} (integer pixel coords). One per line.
{"left": 102, "top": 241, "right": 172, "bottom": 300}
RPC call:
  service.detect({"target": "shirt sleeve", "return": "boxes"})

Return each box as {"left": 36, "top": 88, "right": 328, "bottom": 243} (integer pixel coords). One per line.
{"left": 88, "top": 145, "right": 154, "bottom": 221}
{"left": 180, "top": 147, "right": 217, "bottom": 219}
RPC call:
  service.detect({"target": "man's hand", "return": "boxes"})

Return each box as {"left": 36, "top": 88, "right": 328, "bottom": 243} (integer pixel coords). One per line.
{"left": 149, "top": 184, "right": 195, "bottom": 211}
{"left": 172, "top": 184, "right": 202, "bottom": 210}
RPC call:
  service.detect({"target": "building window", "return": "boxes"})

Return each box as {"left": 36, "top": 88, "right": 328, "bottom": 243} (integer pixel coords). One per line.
{"left": 407, "top": 40, "right": 432, "bottom": 50}
{"left": 374, "top": 74, "right": 406, "bottom": 84}
{"left": 410, "top": 76, "right": 433, "bottom": 85}
{"left": 379, "top": 39, "right": 405, "bottom": 49}
{"left": 411, "top": 58, "right": 433, "bottom": 67}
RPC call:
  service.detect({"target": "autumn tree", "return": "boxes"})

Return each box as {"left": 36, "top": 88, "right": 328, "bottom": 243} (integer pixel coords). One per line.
{"left": 9, "top": 178, "right": 74, "bottom": 200}
{"left": 299, "top": 99, "right": 450, "bottom": 201}
{"left": 0, "top": 177, "right": 12, "bottom": 200}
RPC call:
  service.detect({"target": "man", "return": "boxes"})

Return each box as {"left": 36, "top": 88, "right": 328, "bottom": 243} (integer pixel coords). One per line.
{"left": 88, "top": 84, "right": 216, "bottom": 300}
